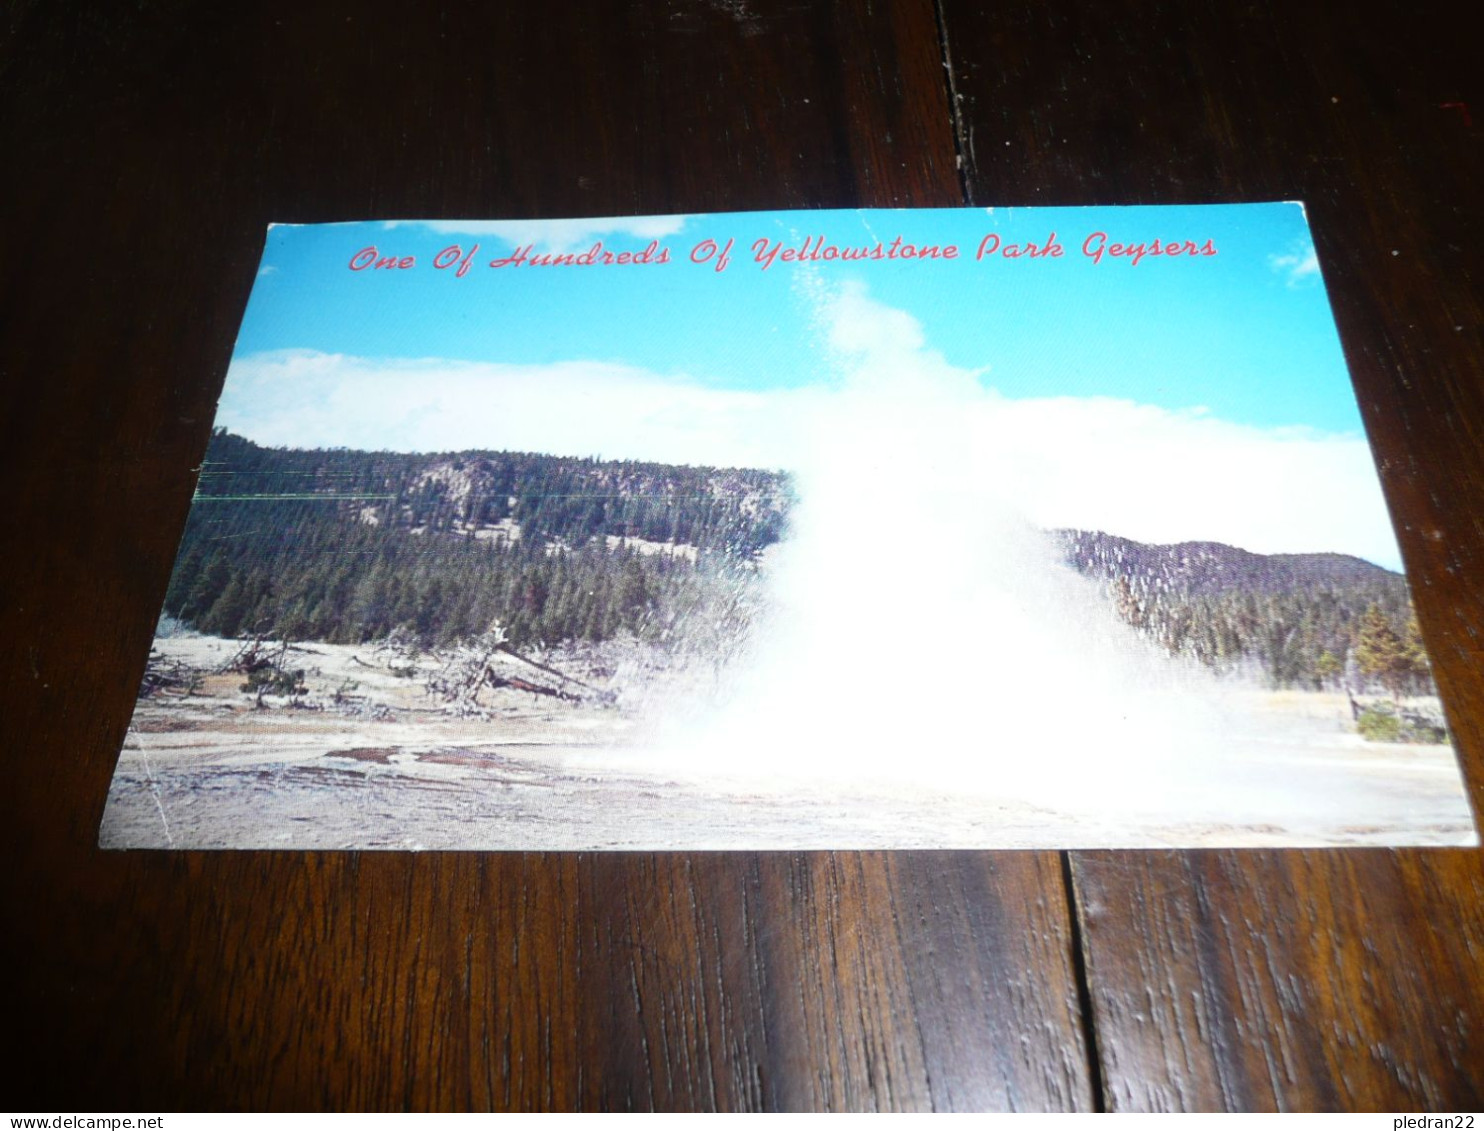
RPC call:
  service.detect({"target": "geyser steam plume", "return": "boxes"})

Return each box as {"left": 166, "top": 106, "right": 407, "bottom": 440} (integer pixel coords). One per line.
{"left": 658, "top": 282, "right": 1231, "bottom": 804}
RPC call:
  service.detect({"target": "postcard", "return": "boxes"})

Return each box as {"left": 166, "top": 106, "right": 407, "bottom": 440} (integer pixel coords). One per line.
{"left": 100, "top": 206, "right": 1477, "bottom": 849}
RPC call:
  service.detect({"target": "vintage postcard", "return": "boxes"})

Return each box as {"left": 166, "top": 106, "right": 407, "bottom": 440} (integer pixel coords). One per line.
{"left": 100, "top": 206, "right": 1477, "bottom": 849}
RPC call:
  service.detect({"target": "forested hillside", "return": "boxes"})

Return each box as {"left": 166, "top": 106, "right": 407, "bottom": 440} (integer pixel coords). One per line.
{"left": 164, "top": 430, "right": 789, "bottom": 649}
{"left": 161, "top": 431, "right": 1432, "bottom": 694}
{"left": 1059, "top": 530, "right": 1431, "bottom": 693}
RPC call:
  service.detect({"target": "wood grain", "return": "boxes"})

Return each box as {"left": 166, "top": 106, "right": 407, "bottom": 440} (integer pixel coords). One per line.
{"left": 941, "top": 0, "right": 1484, "bottom": 1109}
{"left": 0, "top": 0, "right": 1093, "bottom": 1110}
{"left": 1074, "top": 851, "right": 1484, "bottom": 1110}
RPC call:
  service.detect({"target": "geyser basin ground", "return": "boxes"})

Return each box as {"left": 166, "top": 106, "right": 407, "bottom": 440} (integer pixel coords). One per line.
{"left": 100, "top": 636, "right": 1475, "bottom": 850}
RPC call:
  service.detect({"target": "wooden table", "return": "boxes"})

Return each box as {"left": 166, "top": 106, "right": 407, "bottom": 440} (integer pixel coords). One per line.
{"left": 3, "top": 0, "right": 1480, "bottom": 1110}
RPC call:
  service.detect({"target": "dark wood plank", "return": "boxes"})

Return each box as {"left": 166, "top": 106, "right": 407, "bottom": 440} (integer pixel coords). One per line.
{"left": 0, "top": 0, "right": 1092, "bottom": 1110}
{"left": 1073, "top": 851, "right": 1484, "bottom": 1110}
{"left": 941, "top": 0, "right": 1484, "bottom": 1109}
{"left": 573, "top": 853, "right": 1087, "bottom": 1110}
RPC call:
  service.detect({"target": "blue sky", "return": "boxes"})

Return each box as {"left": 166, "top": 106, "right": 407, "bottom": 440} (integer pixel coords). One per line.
{"left": 233, "top": 204, "right": 1355, "bottom": 434}
{"left": 217, "top": 205, "right": 1400, "bottom": 567}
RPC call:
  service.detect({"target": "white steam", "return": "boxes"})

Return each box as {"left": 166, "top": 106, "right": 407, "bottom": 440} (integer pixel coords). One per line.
{"left": 648, "top": 283, "right": 1240, "bottom": 807}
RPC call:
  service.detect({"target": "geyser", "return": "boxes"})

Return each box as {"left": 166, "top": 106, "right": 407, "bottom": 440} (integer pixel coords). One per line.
{"left": 645, "top": 282, "right": 1236, "bottom": 807}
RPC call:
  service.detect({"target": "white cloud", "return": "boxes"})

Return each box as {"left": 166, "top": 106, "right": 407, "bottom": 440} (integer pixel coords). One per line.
{"left": 219, "top": 285, "right": 1399, "bottom": 569}
{"left": 826, "top": 279, "right": 925, "bottom": 355}
{"left": 808, "top": 287, "right": 1396, "bottom": 567}
{"left": 219, "top": 350, "right": 811, "bottom": 471}
{"left": 971, "top": 394, "right": 1396, "bottom": 567}
{"left": 383, "top": 215, "right": 689, "bottom": 252}
{"left": 1270, "top": 239, "right": 1321, "bottom": 287}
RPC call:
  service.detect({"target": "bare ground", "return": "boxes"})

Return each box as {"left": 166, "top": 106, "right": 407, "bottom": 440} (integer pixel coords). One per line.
{"left": 99, "top": 635, "right": 1478, "bottom": 850}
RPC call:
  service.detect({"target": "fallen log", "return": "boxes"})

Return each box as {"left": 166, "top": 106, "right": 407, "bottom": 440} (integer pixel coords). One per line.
{"left": 481, "top": 669, "right": 576, "bottom": 701}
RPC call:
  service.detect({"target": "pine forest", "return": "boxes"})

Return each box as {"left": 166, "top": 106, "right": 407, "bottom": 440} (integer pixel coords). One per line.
{"left": 164, "top": 430, "right": 1435, "bottom": 699}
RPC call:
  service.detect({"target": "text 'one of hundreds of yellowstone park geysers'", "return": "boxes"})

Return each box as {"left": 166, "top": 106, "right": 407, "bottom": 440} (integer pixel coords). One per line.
{"left": 347, "top": 230, "right": 1220, "bottom": 276}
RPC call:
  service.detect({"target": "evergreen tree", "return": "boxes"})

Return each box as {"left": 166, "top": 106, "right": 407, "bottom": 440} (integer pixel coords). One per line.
{"left": 1355, "top": 603, "right": 1424, "bottom": 701}
{"left": 1314, "top": 649, "right": 1343, "bottom": 690}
